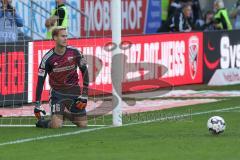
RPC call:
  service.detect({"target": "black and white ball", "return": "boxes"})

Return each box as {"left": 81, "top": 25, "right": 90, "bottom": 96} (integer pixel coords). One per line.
{"left": 207, "top": 116, "right": 226, "bottom": 134}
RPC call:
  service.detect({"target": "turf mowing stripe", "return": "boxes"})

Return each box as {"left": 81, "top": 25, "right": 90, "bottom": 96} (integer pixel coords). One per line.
{"left": 123, "top": 106, "right": 240, "bottom": 126}
{"left": 0, "top": 106, "right": 240, "bottom": 147}
{"left": 0, "top": 124, "right": 108, "bottom": 127}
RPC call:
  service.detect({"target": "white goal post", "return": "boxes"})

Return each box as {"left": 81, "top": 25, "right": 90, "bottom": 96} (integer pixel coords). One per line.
{"left": 111, "top": 0, "right": 123, "bottom": 126}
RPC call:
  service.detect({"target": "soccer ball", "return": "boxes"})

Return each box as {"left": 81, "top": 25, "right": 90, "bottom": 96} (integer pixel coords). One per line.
{"left": 207, "top": 116, "right": 226, "bottom": 135}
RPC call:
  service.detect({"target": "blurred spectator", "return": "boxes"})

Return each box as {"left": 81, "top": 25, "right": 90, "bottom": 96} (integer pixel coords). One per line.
{"left": 168, "top": 0, "right": 183, "bottom": 18}
{"left": 0, "top": 0, "right": 23, "bottom": 42}
{"left": 190, "top": 0, "right": 202, "bottom": 24}
{"left": 161, "top": 0, "right": 170, "bottom": 26}
{"left": 159, "top": 4, "right": 193, "bottom": 32}
{"left": 213, "top": 0, "right": 232, "bottom": 30}
{"left": 230, "top": 0, "right": 240, "bottom": 29}
{"left": 46, "top": 0, "right": 68, "bottom": 39}
{"left": 168, "top": 0, "right": 195, "bottom": 18}
{"left": 203, "top": 11, "right": 216, "bottom": 31}
{"left": 197, "top": 11, "right": 216, "bottom": 31}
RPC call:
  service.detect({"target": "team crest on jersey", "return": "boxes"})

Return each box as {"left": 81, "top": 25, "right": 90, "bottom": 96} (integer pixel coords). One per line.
{"left": 188, "top": 36, "right": 199, "bottom": 80}
{"left": 68, "top": 56, "right": 74, "bottom": 63}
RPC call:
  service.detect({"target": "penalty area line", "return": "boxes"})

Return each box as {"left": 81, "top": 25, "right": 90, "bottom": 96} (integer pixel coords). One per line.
{"left": 0, "top": 106, "right": 240, "bottom": 147}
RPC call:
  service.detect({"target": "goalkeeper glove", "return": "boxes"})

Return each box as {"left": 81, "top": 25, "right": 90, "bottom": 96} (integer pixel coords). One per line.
{"left": 75, "top": 96, "right": 88, "bottom": 110}
{"left": 70, "top": 96, "right": 88, "bottom": 113}
{"left": 34, "top": 101, "right": 46, "bottom": 120}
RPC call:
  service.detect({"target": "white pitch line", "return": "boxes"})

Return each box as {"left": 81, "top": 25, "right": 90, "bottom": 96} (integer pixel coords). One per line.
{"left": 0, "top": 106, "right": 240, "bottom": 147}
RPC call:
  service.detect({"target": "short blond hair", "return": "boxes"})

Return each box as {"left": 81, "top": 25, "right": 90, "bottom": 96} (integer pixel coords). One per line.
{"left": 214, "top": 0, "right": 224, "bottom": 9}
{"left": 51, "top": 26, "right": 67, "bottom": 39}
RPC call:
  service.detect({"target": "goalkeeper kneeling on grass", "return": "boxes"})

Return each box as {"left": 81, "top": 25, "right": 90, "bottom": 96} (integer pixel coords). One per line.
{"left": 34, "top": 26, "right": 89, "bottom": 128}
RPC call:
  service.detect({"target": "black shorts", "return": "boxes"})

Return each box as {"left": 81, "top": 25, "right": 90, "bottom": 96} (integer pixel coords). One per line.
{"left": 49, "top": 88, "right": 86, "bottom": 117}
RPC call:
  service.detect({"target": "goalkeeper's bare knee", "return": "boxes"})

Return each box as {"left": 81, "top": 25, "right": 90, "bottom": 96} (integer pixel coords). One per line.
{"left": 74, "top": 115, "right": 88, "bottom": 128}
{"left": 49, "top": 115, "right": 63, "bottom": 128}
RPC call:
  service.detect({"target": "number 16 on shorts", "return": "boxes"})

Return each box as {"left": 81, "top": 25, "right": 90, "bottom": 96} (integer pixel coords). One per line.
{"left": 51, "top": 103, "right": 61, "bottom": 114}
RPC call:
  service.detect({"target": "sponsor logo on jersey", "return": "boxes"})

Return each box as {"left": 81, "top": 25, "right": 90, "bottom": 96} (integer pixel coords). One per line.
{"left": 53, "top": 64, "right": 76, "bottom": 72}
{"left": 68, "top": 56, "right": 74, "bottom": 63}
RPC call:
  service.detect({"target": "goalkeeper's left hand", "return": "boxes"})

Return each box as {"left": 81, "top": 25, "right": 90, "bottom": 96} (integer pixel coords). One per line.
{"left": 75, "top": 96, "right": 88, "bottom": 110}
{"left": 34, "top": 101, "right": 46, "bottom": 120}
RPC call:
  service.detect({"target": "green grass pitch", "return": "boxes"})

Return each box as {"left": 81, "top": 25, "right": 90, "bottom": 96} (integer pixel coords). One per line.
{"left": 0, "top": 87, "right": 240, "bottom": 160}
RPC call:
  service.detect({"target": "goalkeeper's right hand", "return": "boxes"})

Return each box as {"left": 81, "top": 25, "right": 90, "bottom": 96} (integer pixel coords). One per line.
{"left": 34, "top": 101, "right": 46, "bottom": 120}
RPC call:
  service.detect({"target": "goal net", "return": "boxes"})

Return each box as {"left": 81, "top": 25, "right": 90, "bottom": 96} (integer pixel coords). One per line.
{"left": 0, "top": 0, "right": 118, "bottom": 127}
{"left": 0, "top": 0, "right": 173, "bottom": 128}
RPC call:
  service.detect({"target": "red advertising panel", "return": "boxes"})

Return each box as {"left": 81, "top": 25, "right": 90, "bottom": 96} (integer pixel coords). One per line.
{"left": 0, "top": 52, "right": 25, "bottom": 95}
{"left": 30, "top": 32, "right": 203, "bottom": 102}
{"left": 80, "top": 0, "right": 147, "bottom": 37}
{"left": 0, "top": 41, "right": 28, "bottom": 106}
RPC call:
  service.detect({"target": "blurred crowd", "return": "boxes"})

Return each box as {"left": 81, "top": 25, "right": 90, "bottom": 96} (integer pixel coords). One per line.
{"left": 1, "top": 0, "right": 240, "bottom": 43}
{"left": 0, "top": 0, "right": 67, "bottom": 42}
{"left": 0, "top": 0, "right": 23, "bottom": 42}
{"left": 158, "top": 0, "right": 239, "bottom": 33}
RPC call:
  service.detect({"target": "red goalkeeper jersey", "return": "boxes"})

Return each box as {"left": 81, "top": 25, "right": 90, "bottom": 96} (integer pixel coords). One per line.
{"left": 36, "top": 46, "right": 89, "bottom": 101}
